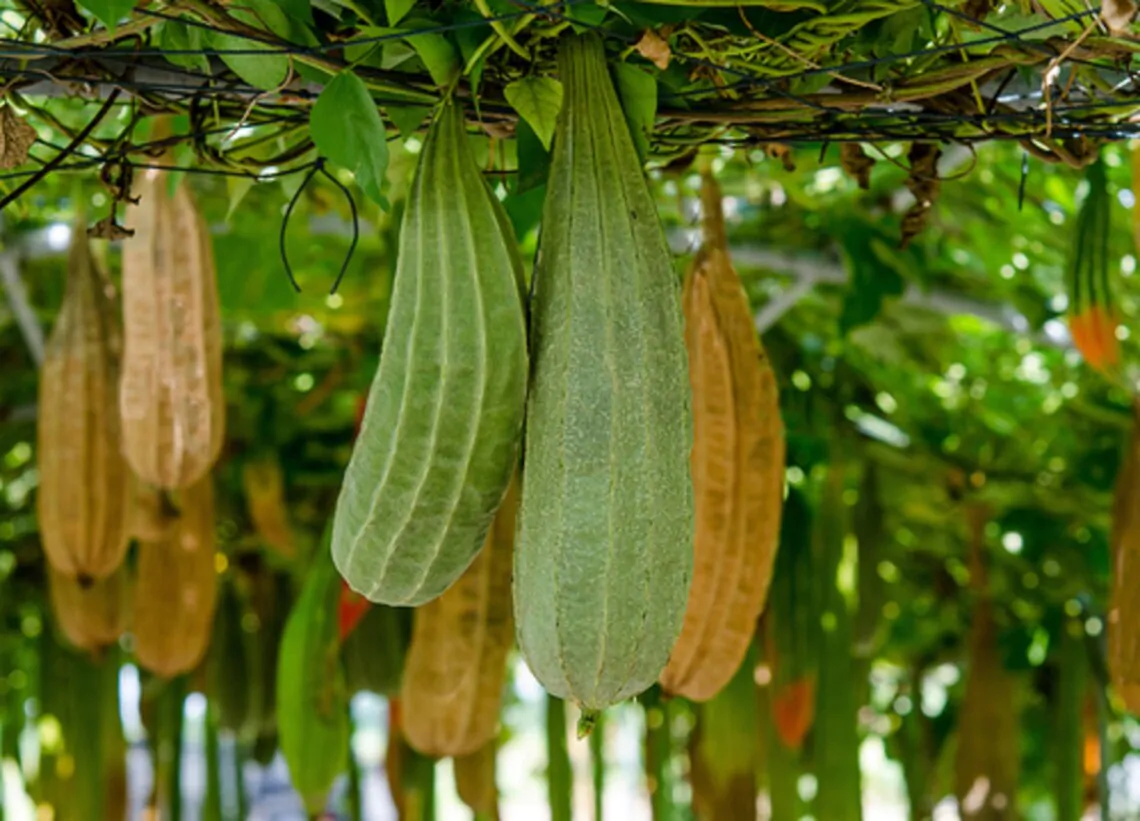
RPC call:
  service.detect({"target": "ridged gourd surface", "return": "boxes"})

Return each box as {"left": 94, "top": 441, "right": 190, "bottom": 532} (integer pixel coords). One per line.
{"left": 48, "top": 563, "right": 128, "bottom": 653}
{"left": 36, "top": 227, "right": 129, "bottom": 583}
{"left": 454, "top": 739, "right": 498, "bottom": 817}
{"left": 514, "top": 33, "right": 694, "bottom": 714}
{"left": 119, "top": 164, "right": 225, "bottom": 491}
{"left": 243, "top": 455, "right": 296, "bottom": 558}
{"left": 660, "top": 170, "right": 785, "bottom": 702}
{"left": 1109, "top": 400, "right": 1140, "bottom": 712}
{"left": 133, "top": 476, "right": 219, "bottom": 678}
{"left": 332, "top": 100, "right": 528, "bottom": 607}
{"left": 400, "top": 478, "right": 517, "bottom": 757}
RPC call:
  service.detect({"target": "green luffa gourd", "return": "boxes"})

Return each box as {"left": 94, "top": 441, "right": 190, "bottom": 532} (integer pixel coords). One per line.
{"left": 514, "top": 33, "right": 694, "bottom": 722}
{"left": 331, "top": 100, "right": 528, "bottom": 606}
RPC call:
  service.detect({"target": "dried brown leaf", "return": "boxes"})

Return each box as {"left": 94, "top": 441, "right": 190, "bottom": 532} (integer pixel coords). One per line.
{"left": 0, "top": 106, "right": 37, "bottom": 170}
{"left": 28, "top": 0, "right": 85, "bottom": 37}
{"left": 901, "top": 142, "right": 942, "bottom": 248}
{"left": 766, "top": 143, "right": 796, "bottom": 172}
{"left": 840, "top": 142, "right": 875, "bottom": 189}
{"left": 87, "top": 215, "right": 135, "bottom": 241}
{"left": 961, "top": 0, "right": 994, "bottom": 26}
{"left": 1102, "top": 0, "right": 1136, "bottom": 35}
{"left": 636, "top": 28, "right": 671, "bottom": 70}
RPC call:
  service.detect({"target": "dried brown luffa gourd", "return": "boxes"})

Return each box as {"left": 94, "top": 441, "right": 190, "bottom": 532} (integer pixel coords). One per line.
{"left": 454, "top": 739, "right": 499, "bottom": 819}
{"left": 127, "top": 479, "right": 177, "bottom": 544}
{"left": 400, "top": 478, "right": 517, "bottom": 757}
{"left": 133, "top": 475, "right": 219, "bottom": 677}
{"left": 120, "top": 129, "right": 225, "bottom": 490}
{"left": 955, "top": 506, "right": 1019, "bottom": 820}
{"left": 1109, "top": 399, "right": 1140, "bottom": 711}
{"left": 37, "top": 221, "right": 129, "bottom": 584}
{"left": 242, "top": 453, "right": 295, "bottom": 558}
{"left": 48, "top": 562, "right": 129, "bottom": 653}
{"left": 659, "top": 167, "right": 786, "bottom": 702}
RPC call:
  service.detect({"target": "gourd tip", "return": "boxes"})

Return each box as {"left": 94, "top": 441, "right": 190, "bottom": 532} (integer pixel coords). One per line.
{"left": 576, "top": 710, "right": 599, "bottom": 739}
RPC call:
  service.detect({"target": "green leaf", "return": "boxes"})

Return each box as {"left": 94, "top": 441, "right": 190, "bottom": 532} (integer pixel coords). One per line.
{"left": 215, "top": 45, "right": 290, "bottom": 90}
{"left": 76, "top": 0, "right": 134, "bottom": 31}
{"left": 226, "top": 177, "right": 256, "bottom": 223}
{"left": 312, "top": 0, "right": 345, "bottom": 17}
{"left": 165, "top": 120, "right": 194, "bottom": 196}
{"left": 212, "top": 0, "right": 295, "bottom": 90}
{"left": 514, "top": 118, "right": 550, "bottom": 196}
{"left": 234, "top": 0, "right": 299, "bottom": 37}
{"left": 837, "top": 222, "right": 905, "bottom": 334}
{"left": 452, "top": 9, "right": 488, "bottom": 91}
{"left": 504, "top": 76, "right": 563, "bottom": 151}
{"left": 318, "top": 0, "right": 385, "bottom": 22}
{"left": 612, "top": 63, "right": 657, "bottom": 163}
{"left": 311, "top": 71, "right": 391, "bottom": 207}
{"left": 790, "top": 70, "right": 832, "bottom": 96}
{"left": 381, "top": 41, "right": 418, "bottom": 69}
{"left": 962, "top": 11, "right": 1058, "bottom": 44}
{"left": 388, "top": 105, "right": 430, "bottom": 141}
{"left": 156, "top": 20, "right": 210, "bottom": 74}
{"left": 386, "top": 0, "right": 416, "bottom": 25}
{"left": 277, "top": 533, "right": 349, "bottom": 816}
{"left": 504, "top": 184, "right": 546, "bottom": 243}
{"left": 627, "top": 0, "right": 822, "bottom": 7}
{"left": 342, "top": 25, "right": 403, "bottom": 65}
{"left": 352, "top": 22, "right": 457, "bottom": 86}
{"left": 566, "top": 2, "right": 609, "bottom": 27}
{"left": 403, "top": 25, "right": 461, "bottom": 87}
{"left": 279, "top": 171, "right": 309, "bottom": 208}
{"left": 288, "top": 21, "right": 334, "bottom": 86}
{"left": 278, "top": 0, "right": 314, "bottom": 24}
{"left": 345, "top": 33, "right": 382, "bottom": 65}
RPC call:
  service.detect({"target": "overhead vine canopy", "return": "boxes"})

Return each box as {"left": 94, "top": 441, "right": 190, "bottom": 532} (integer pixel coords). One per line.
{"left": 0, "top": 0, "right": 1137, "bottom": 211}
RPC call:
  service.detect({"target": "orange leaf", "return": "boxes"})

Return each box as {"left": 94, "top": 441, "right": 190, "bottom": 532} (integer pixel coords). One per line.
{"left": 338, "top": 580, "right": 371, "bottom": 641}
{"left": 772, "top": 676, "right": 816, "bottom": 749}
